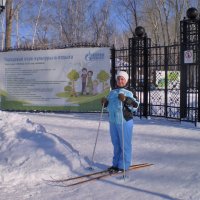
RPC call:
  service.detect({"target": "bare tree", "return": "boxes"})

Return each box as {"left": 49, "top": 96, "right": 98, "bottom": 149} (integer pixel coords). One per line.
{"left": 13, "top": 0, "right": 24, "bottom": 48}
{"left": 47, "top": 0, "right": 91, "bottom": 44}
{"left": 90, "top": 0, "right": 113, "bottom": 44}
{"left": 143, "top": 0, "right": 171, "bottom": 45}
{"left": 5, "top": 0, "right": 13, "bottom": 50}
{"left": 2, "top": 0, "right": 200, "bottom": 49}
{"left": 114, "top": 0, "right": 141, "bottom": 35}
{"left": 3, "top": 0, "right": 25, "bottom": 49}
{"left": 172, "top": 0, "right": 186, "bottom": 43}
{"left": 0, "top": 13, "right": 6, "bottom": 50}
{"left": 143, "top": 0, "right": 163, "bottom": 44}
{"left": 32, "top": 0, "right": 44, "bottom": 48}
{"left": 161, "top": 0, "right": 172, "bottom": 44}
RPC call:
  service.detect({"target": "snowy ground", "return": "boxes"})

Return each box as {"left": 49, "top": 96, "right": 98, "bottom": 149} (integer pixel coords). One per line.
{"left": 0, "top": 111, "right": 200, "bottom": 200}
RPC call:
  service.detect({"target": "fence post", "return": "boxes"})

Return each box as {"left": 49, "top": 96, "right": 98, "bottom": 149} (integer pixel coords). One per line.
{"left": 143, "top": 34, "right": 149, "bottom": 118}
{"left": 164, "top": 46, "right": 168, "bottom": 118}
{"left": 129, "top": 26, "right": 151, "bottom": 118}
{"left": 180, "top": 19, "right": 188, "bottom": 119}
{"left": 180, "top": 7, "right": 200, "bottom": 124}
{"left": 198, "top": 53, "right": 200, "bottom": 123}
{"left": 110, "top": 45, "right": 116, "bottom": 89}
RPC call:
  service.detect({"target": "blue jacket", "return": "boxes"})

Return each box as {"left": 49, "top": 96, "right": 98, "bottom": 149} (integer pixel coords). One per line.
{"left": 106, "top": 88, "right": 139, "bottom": 124}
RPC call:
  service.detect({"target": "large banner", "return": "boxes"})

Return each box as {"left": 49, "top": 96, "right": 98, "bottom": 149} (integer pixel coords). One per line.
{"left": 0, "top": 47, "right": 110, "bottom": 111}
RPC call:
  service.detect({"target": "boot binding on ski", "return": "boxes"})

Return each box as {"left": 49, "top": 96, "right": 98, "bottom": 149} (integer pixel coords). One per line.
{"left": 108, "top": 166, "right": 119, "bottom": 174}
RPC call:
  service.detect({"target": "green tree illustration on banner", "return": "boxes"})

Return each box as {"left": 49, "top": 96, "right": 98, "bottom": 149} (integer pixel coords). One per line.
{"left": 97, "top": 70, "right": 110, "bottom": 92}
{"left": 67, "top": 70, "right": 79, "bottom": 97}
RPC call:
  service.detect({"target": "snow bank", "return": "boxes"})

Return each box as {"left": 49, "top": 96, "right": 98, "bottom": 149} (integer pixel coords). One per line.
{"left": 0, "top": 111, "right": 85, "bottom": 186}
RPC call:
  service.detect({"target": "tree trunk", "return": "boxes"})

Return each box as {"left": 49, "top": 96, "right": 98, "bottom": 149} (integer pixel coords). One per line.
{"left": 5, "top": 0, "right": 13, "bottom": 50}
{"left": 0, "top": 16, "right": 5, "bottom": 50}
{"left": 32, "top": 0, "right": 44, "bottom": 48}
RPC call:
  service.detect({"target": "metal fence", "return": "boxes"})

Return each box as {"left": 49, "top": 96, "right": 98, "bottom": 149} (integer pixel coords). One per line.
{"left": 110, "top": 15, "right": 200, "bottom": 125}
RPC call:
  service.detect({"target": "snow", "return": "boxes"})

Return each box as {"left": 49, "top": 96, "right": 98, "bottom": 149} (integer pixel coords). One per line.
{"left": 0, "top": 110, "right": 200, "bottom": 200}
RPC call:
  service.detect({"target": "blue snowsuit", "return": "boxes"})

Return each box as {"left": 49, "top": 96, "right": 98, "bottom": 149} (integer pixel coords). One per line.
{"left": 105, "top": 88, "right": 139, "bottom": 170}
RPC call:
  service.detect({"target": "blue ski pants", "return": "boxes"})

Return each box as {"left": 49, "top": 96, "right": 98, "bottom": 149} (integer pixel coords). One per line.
{"left": 109, "top": 120, "right": 134, "bottom": 170}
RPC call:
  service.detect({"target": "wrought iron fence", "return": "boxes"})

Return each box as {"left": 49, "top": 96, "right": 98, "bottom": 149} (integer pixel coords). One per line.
{"left": 110, "top": 9, "right": 200, "bottom": 125}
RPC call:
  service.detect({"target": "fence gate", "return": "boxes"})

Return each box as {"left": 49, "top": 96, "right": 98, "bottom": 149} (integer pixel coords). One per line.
{"left": 111, "top": 9, "right": 200, "bottom": 125}
{"left": 148, "top": 44, "right": 181, "bottom": 120}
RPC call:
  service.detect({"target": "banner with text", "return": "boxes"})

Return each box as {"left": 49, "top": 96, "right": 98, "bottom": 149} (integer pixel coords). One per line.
{"left": 0, "top": 47, "right": 110, "bottom": 111}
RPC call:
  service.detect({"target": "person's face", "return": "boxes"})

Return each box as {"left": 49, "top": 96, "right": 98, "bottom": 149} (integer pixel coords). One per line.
{"left": 116, "top": 76, "right": 127, "bottom": 87}
{"left": 83, "top": 70, "right": 87, "bottom": 74}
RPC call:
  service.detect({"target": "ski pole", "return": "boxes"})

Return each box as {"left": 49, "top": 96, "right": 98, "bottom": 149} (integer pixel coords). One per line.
{"left": 121, "top": 101, "right": 126, "bottom": 180}
{"left": 88, "top": 103, "right": 105, "bottom": 170}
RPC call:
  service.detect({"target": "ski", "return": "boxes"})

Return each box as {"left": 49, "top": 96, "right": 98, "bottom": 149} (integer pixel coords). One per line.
{"left": 66, "top": 163, "right": 153, "bottom": 187}
{"left": 49, "top": 167, "right": 110, "bottom": 183}
{"left": 49, "top": 163, "right": 153, "bottom": 187}
{"left": 48, "top": 163, "right": 151, "bottom": 183}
